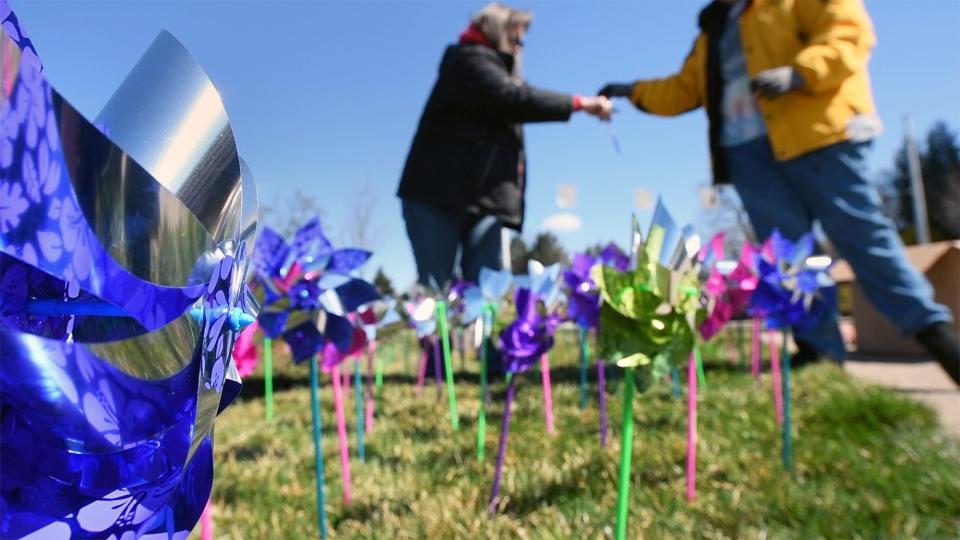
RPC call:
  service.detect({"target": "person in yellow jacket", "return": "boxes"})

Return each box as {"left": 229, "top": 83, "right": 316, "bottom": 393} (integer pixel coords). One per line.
{"left": 600, "top": 0, "right": 958, "bottom": 383}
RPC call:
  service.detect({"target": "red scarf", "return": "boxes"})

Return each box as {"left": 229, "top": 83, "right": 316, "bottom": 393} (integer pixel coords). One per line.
{"left": 459, "top": 23, "right": 493, "bottom": 48}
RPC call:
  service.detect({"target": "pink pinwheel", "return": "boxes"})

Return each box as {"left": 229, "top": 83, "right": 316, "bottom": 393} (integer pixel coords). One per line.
{"left": 698, "top": 233, "right": 758, "bottom": 341}
{"left": 232, "top": 321, "right": 260, "bottom": 378}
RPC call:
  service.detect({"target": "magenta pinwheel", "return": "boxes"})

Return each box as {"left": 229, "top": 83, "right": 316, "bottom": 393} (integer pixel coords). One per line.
{"left": 698, "top": 232, "right": 758, "bottom": 341}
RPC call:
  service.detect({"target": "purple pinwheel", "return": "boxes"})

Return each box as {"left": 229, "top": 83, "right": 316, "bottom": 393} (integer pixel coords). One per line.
{"left": 498, "top": 288, "right": 556, "bottom": 374}
{"left": 563, "top": 252, "right": 603, "bottom": 413}
{"left": 1, "top": 9, "right": 257, "bottom": 539}
{"left": 489, "top": 286, "right": 558, "bottom": 513}
{"left": 600, "top": 241, "right": 630, "bottom": 272}
{"left": 564, "top": 252, "right": 601, "bottom": 329}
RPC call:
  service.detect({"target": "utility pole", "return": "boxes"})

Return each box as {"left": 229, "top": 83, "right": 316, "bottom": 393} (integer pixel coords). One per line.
{"left": 904, "top": 116, "right": 931, "bottom": 244}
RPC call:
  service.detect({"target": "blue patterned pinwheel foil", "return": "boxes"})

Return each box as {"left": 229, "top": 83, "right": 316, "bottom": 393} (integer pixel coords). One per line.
{"left": 0, "top": 4, "right": 259, "bottom": 538}
{"left": 252, "top": 218, "right": 379, "bottom": 364}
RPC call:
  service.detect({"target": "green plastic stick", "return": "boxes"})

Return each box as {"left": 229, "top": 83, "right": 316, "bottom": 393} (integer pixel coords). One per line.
{"left": 695, "top": 344, "right": 707, "bottom": 391}
{"left": 782, "top": 329, "right": 793, "bottom": 470}
{"left": 436, "top": 301, "right": 459, "bottom": 430}
{"left": 264, "top": 337, "right": 274, "bottom": 422}
{"left": 375, "top": 349, "right": 384, "bottom": 395}
{"left": 615, "top": 368, "right": 636, "bottom": 540}
{"left": 578, "top": 326, "right": 589, "bottom": 410}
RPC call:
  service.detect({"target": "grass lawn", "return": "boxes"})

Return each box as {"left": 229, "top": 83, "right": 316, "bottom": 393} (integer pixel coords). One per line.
{"left": 204, "top": 329, "right": 960, "bottom": 539}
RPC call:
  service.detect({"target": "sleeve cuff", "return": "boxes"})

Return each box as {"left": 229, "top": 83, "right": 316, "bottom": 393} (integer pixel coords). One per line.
{"left": 572, "top": 95, "right": 583, "bottom": 111}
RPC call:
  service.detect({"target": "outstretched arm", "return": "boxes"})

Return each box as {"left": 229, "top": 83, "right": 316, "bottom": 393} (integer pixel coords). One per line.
{"left": 600, "top": 34, "right": 706, "bottom": 116}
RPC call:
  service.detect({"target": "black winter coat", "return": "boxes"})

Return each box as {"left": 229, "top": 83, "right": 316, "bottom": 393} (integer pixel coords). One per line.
{"left": 397, "top": 44, "right": 573, "bottom": 230}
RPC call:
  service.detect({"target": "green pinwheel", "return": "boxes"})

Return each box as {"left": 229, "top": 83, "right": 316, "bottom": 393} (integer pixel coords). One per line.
{"left": 592, "top": 213, "right": 704, "bottom": 388}
{"left": 595, "top": 202, "right": 705, "bottom": 540}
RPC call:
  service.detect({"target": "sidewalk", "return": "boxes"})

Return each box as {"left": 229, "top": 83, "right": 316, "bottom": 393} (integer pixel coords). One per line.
{"left": 844, "top": 356, "right": 960, "bottom": 437}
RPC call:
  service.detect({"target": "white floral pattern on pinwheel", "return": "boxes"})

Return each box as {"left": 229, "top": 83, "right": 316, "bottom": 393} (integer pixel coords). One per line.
{"left": 0, "top": 178, "right": 28, "bottom": 232}
{"left": 0, "top": 97, "right": 18, "bottom": 167}
{"left": 23, "top": 136, "right": 59, "bottom": 202}
{"left": 59, "top": 195, "right": 92, "bottom": 295}
{"left": 75, "top": 474, "right": 179, "bottom": 534}
{"left": 82, "top": 378, "right": 121, "bottom": 446}
{"left": 202, "top": 257, "right": 233, "bottom": 391}
{"left": 18, "top": 48, "right": 44, "bottom": 150}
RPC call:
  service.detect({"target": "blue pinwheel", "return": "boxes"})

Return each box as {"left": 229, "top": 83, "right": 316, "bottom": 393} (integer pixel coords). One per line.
{"left": 750, "top": 230, "right": 837, "bottom": 334}
{"left": 252, "top": 217, "right": 379, "bottom": 362}
{"left": 748, "top": 229, "right": 837, "bottom": 471}
{"left": 459, "top": 267, "right": 513, "bottom": 461}
{"left": 461, "top": 267, "right": 513, "bottom": 326}
{"left": 1, "top": 8, "right": 257, "bottom": 538}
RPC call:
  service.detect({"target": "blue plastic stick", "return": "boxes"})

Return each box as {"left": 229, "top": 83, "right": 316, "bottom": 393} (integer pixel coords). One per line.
{"left": 354, "top": 359, "right": 365, "bottom": 461}
{"left": 671, "top": 367, "right": 682, "bottom": 399}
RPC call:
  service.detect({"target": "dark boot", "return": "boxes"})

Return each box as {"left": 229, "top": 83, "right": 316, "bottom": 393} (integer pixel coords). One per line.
{"left": 791, "top": 338, "right": 822, "bottom": 369}
{"left": 915, "top": 322, "right": 960, "bottom": 386}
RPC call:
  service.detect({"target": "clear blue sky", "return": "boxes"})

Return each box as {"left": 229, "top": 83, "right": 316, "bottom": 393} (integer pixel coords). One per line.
{"left": 13, "top": 0, "right": 960, "bottom": 289}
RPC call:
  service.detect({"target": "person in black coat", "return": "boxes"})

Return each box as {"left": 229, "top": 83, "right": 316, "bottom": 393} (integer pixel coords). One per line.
{"left": 397, "top": 2, "right": 612, "bottom": 288}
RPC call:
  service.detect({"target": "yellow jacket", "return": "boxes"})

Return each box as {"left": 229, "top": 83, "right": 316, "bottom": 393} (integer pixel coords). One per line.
{"left": 630, "top": 0, "right": 880, "bottom": 182}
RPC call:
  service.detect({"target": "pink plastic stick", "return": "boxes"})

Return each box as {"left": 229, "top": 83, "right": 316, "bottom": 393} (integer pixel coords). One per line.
{"left": 769, "top": 330, "right": 784, "bottom": 425}
{"left": 415, "top": 341, "right": 428, "bottom": 397}
{"left": 331, "top": 364, "right": 353, "bottom": 504}
{"left": 687, "top": 352, "right": 698, "bottom": 501}
{"left": 200, "top": 499, "right": 212, "bottom": 540}
{"left": 365, "top": 341, "right": 376, "bottom": 434}
{"left": 540, "top": 353, "right": 555, "bottom": 435}
{"left": 751, "top": 317, "right": 762, "bottom": 386}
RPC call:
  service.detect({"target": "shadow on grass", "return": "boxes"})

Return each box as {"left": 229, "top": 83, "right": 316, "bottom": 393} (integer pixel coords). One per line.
{"left": 362, "top": 446, "right": 406, "bottom": 469}
{"left": 224, "top": 443, "right": 268, "bottom": 463}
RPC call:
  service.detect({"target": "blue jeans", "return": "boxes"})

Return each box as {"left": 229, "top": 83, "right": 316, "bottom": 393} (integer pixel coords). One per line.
{"left": 402, "top": 199, "right": 503, "bottom": 288}
{"left": 727, "top": 138, "right": 952, "bottom": 359}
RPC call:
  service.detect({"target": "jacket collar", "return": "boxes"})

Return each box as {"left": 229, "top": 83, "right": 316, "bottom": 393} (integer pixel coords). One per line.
{"left": 699, "top": 0, "right": 752, "bottom": 35}
{"left": 461, "top": 41, "right": 516, "bottom": 73}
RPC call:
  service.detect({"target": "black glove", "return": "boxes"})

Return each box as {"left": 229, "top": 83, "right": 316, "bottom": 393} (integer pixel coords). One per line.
{"left": 598, "top": 82, "right": 634, "bottom": 98}
{"left": 750, "top": 66, "right": 805, "bottom": 99}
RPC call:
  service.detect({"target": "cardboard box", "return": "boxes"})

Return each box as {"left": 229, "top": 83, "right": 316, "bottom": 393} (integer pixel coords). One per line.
{"left": 831, "top": 241, "right": 960, "bottom": 356}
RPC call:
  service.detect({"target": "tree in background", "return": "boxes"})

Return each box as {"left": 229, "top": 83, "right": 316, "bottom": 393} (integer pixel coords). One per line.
{"left": 699, "top": 185, "right": 753, "bottom": 255}
{"left": 372, "top": 267, "right": 395, "bottom": 297}
{"left": 882, "top": 121, "right": 960, "bottom": 243}
{"left": 342, "top": 182, "right": 382, "bottom": 252}
{"left": 510, "top": 232, "right": 569, "bottom": 273}
{"left": 259, "top": 189, "right": 324, "bottom": 238}
{"left": 509, "top": 236, "right": 529, "bottom": 274}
